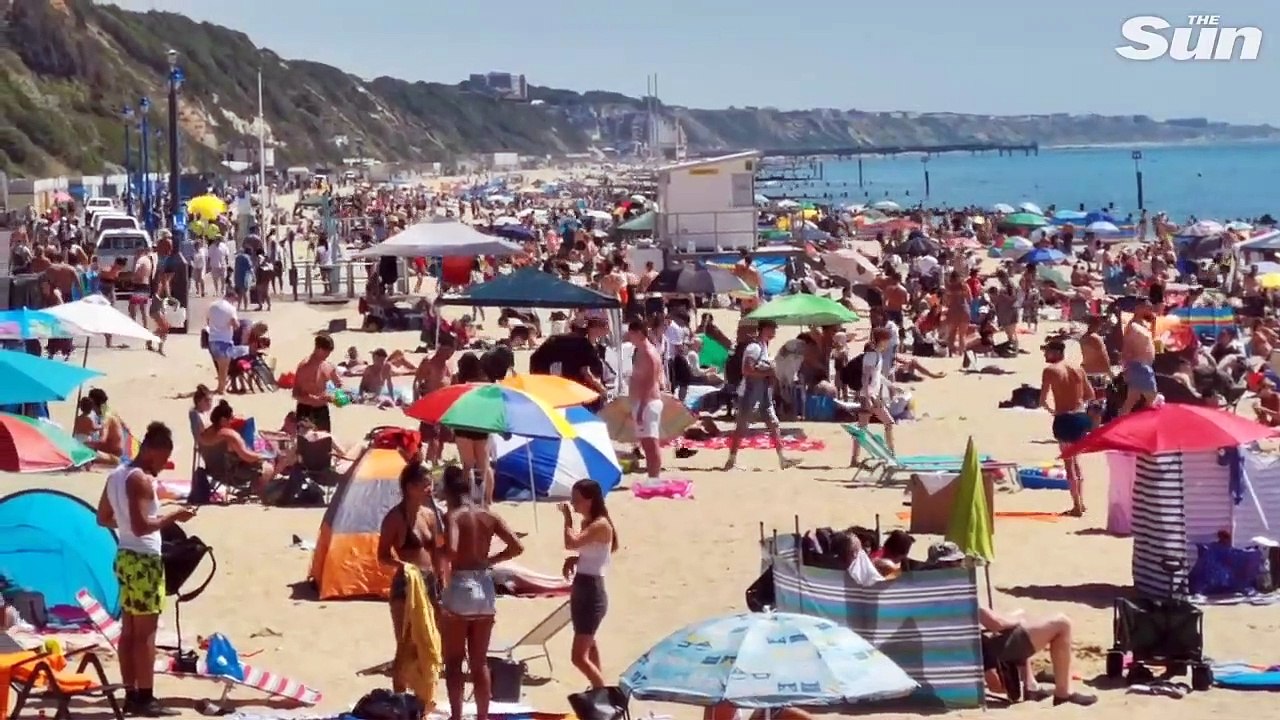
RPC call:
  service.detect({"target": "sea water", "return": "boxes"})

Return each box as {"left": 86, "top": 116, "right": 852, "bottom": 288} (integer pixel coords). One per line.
{"left": 764, "top": 141, "right": 1280, "bottom": 221}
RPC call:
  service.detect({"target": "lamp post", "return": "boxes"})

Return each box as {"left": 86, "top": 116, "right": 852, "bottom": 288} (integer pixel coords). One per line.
{"left": 921, "top": 155, "right": 931, "bottom": 199}
{"left": 166, "top": 49, "right": 184, "bottom": 228}
{"left": 1131, "top": 150, "right": 1145, "bottom": 211}
{"left": 121, "top": 105, "right": 134, "bottom": 215}
{"left": 139, "top": 96, "right": 151, "bottom": 231}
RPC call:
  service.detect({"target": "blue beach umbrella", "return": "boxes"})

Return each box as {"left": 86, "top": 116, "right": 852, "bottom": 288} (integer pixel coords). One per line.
{"left": 0, "top": 349, "right": 103, "bottom": 405}
{"left": 620, "top": 611, "right": 918, "bottom": 708}
{"left": 495, "top": 224, "right": 534, "bottom": 241}
{"left": 492, "top": 406, "right": 621, "bottom": 500}
{"left": 1022, "top": 247, "right": 1067, "bottom": 264}
{"left": 0, "top": 308, "right": 76, "bottom": 340}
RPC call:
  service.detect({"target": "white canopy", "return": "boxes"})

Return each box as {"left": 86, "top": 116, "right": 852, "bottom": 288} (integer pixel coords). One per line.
{"left": 45, "top": 294, "right": 161, "bottom": 344}
{"left": 352, "top": 221, "right": 524, "bottom": 259}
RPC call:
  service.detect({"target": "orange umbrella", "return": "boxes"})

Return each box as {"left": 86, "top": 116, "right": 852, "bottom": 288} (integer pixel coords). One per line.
{"left": 500, "top": 374, "right": 599, "bottom": 408}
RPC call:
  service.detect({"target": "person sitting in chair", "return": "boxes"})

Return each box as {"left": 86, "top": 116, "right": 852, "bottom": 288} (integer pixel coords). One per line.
{"left": 198, "top": 400, "right": 275, "bottom": 496}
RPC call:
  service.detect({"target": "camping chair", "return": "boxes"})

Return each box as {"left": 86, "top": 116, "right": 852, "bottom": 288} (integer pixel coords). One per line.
{"left": 4, "top": 644, "right": 125, "bottom": 720}
{"left": 74, "top": 591, "right": 322, "bottom": 707}
{"left": 489, "top": 600, "right": 572, "bottom": 675}
{"left": 842, "top": 424, "right": 1019, "bottom": 488}
{"left": 296, "top": 434, "right": 340, "bottom": 502}
{"left": 196, "top": 444, "right": 254, "bottom": 504}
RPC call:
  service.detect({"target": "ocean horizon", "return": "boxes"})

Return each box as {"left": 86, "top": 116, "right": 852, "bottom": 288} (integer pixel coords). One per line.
{"left": 762, "top": 140, "right": 1280, "bottom": 221}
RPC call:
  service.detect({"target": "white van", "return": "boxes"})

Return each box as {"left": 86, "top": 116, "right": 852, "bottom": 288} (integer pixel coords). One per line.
{"left": 91, "top": 212, "right": 141, "bottom": 236}
{"left": 94, "top": 229, "right": 152, "bottom": 275}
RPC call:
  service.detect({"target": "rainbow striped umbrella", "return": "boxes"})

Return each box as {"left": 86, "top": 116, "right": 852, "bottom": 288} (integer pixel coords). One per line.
{"left": 404, "top": 383, "right": 577, "bottom": 440}
{"left": 0, "top": 413, "right": 95, "bottom": 472}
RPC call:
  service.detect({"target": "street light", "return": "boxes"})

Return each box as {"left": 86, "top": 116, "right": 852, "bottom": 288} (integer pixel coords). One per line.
{"left": 166, "top": 49, "right": 184, "bottom": 229}
{"left": 921, "top": 155, "right": 931, "bottom": 199}
{"left": 138, "top": 96, "right": 152, "bottom": 230}
{"left": 1131, "top": 150, "right": 1145, "bottom": 211}
{"left": 120, "top": 105, "right": 134, "bottom": 215}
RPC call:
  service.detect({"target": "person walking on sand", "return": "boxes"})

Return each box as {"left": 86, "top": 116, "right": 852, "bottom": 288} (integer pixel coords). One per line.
{"left": 628, "top": 318, "right": 666, "bottom": 486}
{"left": 95, "top": 422, "right": 192, "bottom": 717}
{"left": 560, "top": 479, "right": 617, "bottom": 689}
{"left": 849, "top": 327, "right": 897, "bottom": 467}
{"left": 1039, "top": 339, "right": 1095, "bottom": 516}
{"left": 1119, "top": 300, "right": 1158, "bottom": 415}
{"left": 440, "top": 466, "right": 524, "bottom": 720}
{"left": 292, "top": 333, "right": 341, "bottom": 432}
{"left": 723, "top": 320, "right": 798, "bottom": 471}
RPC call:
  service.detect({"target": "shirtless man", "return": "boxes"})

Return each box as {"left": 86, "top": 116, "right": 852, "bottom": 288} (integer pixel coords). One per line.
{"left": 880, "top": 271, "right": 909, "bottom": 327}
{"left": 413, "top": 335, "right": 456, "bottom": 464}
{"left": 291, "top": 333, "right": 341, "bottom": 432}
{"left": 359, "top": 349, "right": 396, "bottom": 398}
{"left": 1039, "top": 339, "right": 1095, "bottom": 516}
{"left": 43, "top": 250, "right": 78, "bottom": 300}
{"left": 598, "top": 261, "right": 625, "bottom": 301}
{"left": 627, "top": 319, "right": 665, "bottom": 486}
{"left": 439, "top": 466, "right": 523, "bottom": 720}
{"left": 1119, "top": 301, "right": 1158, "bottom": 415}
{"left": 1078, "top": 315, "right": 1113, "bottom": 400}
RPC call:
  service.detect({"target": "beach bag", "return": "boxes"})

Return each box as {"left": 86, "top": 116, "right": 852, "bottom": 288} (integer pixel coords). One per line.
{"left": 352, "top": 689, "right": 424, "bottom": 720}
{"left": 162, "top": 297, "right": 187, "bottom": 326}
{"left": 744, "top": 566, "right": 775, "bottom": 612}
{"left": 8, "top": 590, "right": 47, "bottom": 628}
{"left": 204, "top": 632, "right": 245, "bottom": 681}
{"left": 567, "top": 686, "right": 630, "bottom": 720}
{"left": 160, "top": 525, "right": 216, "bottom": 601}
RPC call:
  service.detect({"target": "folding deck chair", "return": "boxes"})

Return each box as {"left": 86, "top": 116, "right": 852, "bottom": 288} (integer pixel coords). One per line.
{"left": 842, "top": 424, "right": 1021, "bottom": 488}
{"left": 489, "top": 600, "right": 572, "bottom": 675}
{"left": 4, "top": 643, "right": 125, "bottom": 720}
{"left": 75, "top": 590, "right": 322, "bottom": 706}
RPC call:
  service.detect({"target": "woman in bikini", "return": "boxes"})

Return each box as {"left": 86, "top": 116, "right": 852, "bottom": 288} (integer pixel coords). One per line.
{"left": 944, "top": 271, "right": 973, "bottom": 357}
{"left": 376, "top": 461, "right": 445, "bottom": 694}
{"left": 440, "top": 466, "right": 523, "bottom": 720}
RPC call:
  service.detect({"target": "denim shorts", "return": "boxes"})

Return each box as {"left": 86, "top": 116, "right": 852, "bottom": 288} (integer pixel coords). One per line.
{"left": 209, "top": 340, "right": 235, "bottom": 359}
{"left": 1124, "top": 361, "right": 1157, "bottom": 395}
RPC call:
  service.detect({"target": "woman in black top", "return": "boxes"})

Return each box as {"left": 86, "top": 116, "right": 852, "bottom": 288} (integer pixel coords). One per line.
{"left": 376, "top": 461, "right": 444, "bottom": 693}
{"left": 453, "top": 352, "right": 495, "bottom": 505}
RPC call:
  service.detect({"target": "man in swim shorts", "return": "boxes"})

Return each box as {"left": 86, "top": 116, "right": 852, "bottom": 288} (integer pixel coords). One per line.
{"left": 1119, "top": 301, "right": 1158, "bottom": 415}
{"left": 1040, "top": 339, "right": 1095, "bottom": 517}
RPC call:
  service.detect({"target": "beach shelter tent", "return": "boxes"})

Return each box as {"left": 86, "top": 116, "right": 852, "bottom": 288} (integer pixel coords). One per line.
{"left": 492, "top": 406, "right": 622, "bottom": 500}
{"left": 0, "top": 489, "right": 119, "bottom": 616}
{"left": 309, "top": 446, "right": 408, "bottom": 599}
{"left": 436, "top": 267, "right": 621, "bottom": 310}
{"left": 351, "top": 219, "right": 524, "bottom": 259}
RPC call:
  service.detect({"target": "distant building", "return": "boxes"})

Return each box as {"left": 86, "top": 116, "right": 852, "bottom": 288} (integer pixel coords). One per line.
{"left": 467, "top": 72, "right": 528, "bottom": 101}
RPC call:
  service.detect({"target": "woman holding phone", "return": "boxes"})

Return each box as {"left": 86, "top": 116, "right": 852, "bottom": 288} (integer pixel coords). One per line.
{"left": 560, "top": 479, "right": 618, "bottom": 689}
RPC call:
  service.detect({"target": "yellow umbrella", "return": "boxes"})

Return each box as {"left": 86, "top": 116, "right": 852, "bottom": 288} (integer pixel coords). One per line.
{"left": 1260, "top": 273, "right": 1280, "bottom": 290}
{"left": 186, "top": 194, "right": 227, "bottom": 221}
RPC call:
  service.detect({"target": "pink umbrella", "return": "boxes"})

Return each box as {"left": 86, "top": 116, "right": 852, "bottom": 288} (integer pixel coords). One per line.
{"left": 52, "top": 191, "right": 73, "bottom": 203}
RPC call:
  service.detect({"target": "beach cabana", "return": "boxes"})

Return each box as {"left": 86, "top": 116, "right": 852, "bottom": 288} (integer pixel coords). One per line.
{"left": 351, "top": 219, "right": 524, "bottom": 259}
{"left": 308, "top": 446, "right": 407, "bottom": 599}
{"left": 763, "top": 534, "right": 983, "bottom": 709}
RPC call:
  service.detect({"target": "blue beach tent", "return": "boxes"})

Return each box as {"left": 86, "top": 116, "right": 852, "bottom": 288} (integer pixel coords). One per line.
{"left": 0, "top": 489, "right": 119, "bottom": 616}
{"left": 492, "top": 406, "right": 622, "bottom": 500}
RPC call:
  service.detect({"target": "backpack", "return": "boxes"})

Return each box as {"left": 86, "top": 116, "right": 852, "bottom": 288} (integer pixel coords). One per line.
{"left": 840, "top": 351, "right": 869, "bottom": 392}
{"left": 725, "top": 341, "right": 755, "bottom": 388}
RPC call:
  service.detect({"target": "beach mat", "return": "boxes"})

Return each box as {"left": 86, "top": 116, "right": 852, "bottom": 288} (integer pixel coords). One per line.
{"left": 896, "top": 510, "right": 1063, "bottom": 523}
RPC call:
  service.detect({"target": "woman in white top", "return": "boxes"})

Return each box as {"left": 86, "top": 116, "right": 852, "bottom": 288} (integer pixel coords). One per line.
{"left": 852, "top": 327, "right": 897, "bottom": 466}
{"left": 559, "top": 479, "right": 618, "bottom": 689}
{"left": 95, "top": 422, "right": 194, "bottom": 716}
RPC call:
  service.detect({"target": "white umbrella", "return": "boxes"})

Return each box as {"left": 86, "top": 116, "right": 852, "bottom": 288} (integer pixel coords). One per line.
{"left": 585, "top": 209, "right": 613, "bottom": 222}
{"left": 1086, "top": 221, "right": 1120, "bottom": 234}
{"left": 351, "top": 220, "right": 524, "bottom": 258}
{"left": 1182, "top": 220, "right": 1225, "bottom": 238}
{"left": 776, "top": 199, "right": 801, "bottom": 209}
{"left": 1018, "top": 202, "right": 1043, "bottom": 215}
{"left": 754, "top": 193, "right": 770, "bottom": 206}
{"left": 991, "top": 203, "right": 1016, "bottom": 213}
{"left": 1227, "top": 221, "right": 1254, "bottom": 232}
{"left": 486, "top": 195, "right": 513, "bottom": 205}
{"left": 44, "top": 295, "right": 161, "bottom": 344}
{"left": 842, "top": 202, "right": 867, "bottom": 212}
{"left": 493, "top": 215, "right": 520, "bottom": 226}
{"left": 871, "top": 200, "right": 901, "bottom": 211}
{"left": 630, "top": 194, "right": 647, "bottom": 203}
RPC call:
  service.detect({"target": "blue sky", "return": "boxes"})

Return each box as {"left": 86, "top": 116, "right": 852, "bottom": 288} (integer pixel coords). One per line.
{"left": 107, "top": 1, "right": 1277, "bottom": 124}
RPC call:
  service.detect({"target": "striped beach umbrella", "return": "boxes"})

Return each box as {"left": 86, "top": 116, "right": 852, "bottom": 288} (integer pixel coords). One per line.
{"left": 493, "top": 407, "right": 621, "bottom": 500}
{"left": 0, "top": 413, "right": 95, "bottom": 472}
{"left": 404, "top": 383, "right": 577, "bottom": 440}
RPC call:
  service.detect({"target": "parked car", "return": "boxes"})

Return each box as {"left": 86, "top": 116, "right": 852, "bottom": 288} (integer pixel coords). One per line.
{"left": 94, "top": 229, "right": 152, "bottom": 284}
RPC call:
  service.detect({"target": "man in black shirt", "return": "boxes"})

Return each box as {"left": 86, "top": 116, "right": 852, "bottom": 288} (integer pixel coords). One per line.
{"left": 530, "top": 316, "right": 609, "bottom": 408}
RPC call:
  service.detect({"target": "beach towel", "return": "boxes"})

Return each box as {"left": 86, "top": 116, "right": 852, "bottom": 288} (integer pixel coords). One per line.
{"left": 1171, "top": 306, "right": 1236, "bottom": 341}
{"left": 395, "top": 564, "right": 442, "bottom": 707}
{"left": 1213, "top": 661, "right": 1280, "bottom": 689}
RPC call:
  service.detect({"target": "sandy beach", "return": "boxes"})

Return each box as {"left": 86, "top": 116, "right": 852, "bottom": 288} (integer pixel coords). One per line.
{"left": 2, "top": 285, "right": 1276, "bottom": 720}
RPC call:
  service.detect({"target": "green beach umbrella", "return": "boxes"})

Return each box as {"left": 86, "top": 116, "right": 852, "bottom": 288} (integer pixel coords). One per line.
{"left": 697, "top": 334, "right": 730, "bottom": 372}
{"left": 1003, "top": 212, "right": 1048, "bottom": 228}
{"left": 945, "top": 437, "right": 994, "bottom": 563}
{"left": 747, "top": 294, "right": 859, "bottom": 326}
{"left": 0, "top": 413, "right": 96, "bottom": 472}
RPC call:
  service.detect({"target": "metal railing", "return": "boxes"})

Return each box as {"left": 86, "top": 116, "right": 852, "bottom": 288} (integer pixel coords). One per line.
{"left": 289, "top": 258, "right": 410, "bottom": 301}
